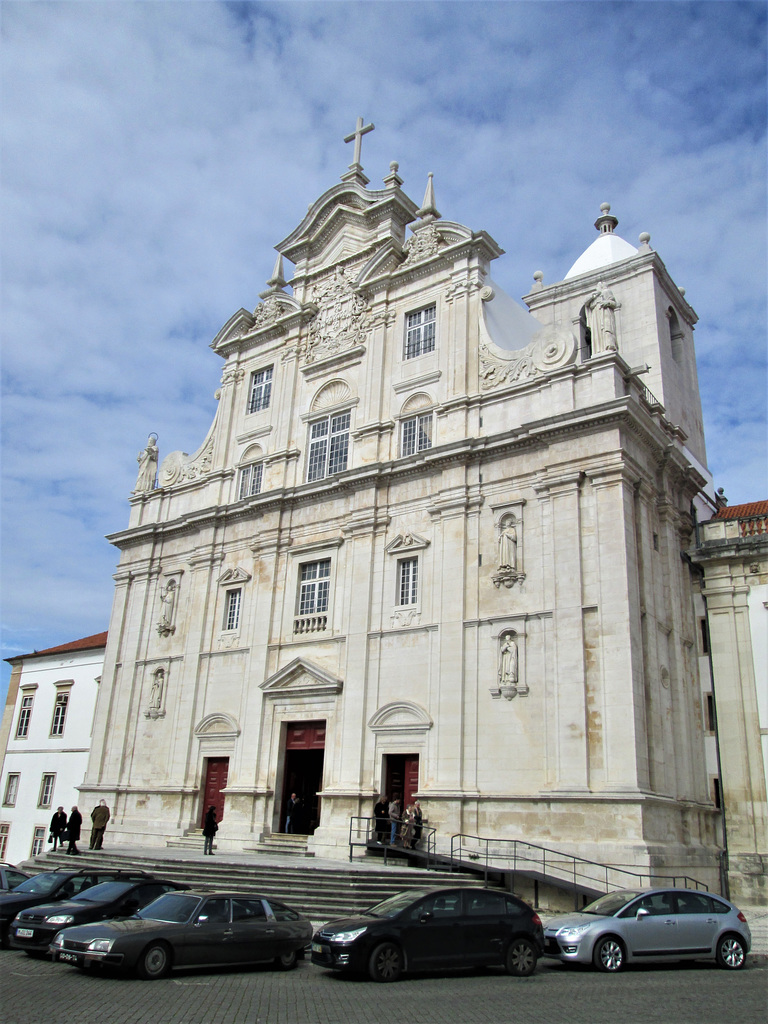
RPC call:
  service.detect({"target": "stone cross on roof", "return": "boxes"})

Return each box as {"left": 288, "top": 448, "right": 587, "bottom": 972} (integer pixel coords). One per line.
{"left": 344, "top": 116, "right": 374, "bottom": 171}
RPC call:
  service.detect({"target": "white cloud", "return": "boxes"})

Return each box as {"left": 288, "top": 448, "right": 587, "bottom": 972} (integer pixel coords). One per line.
{"left": 1, "top": 1, "right": 765, "bottom": 700}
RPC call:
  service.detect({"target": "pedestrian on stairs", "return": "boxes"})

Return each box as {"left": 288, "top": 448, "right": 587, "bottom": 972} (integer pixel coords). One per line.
{"left": 203, "top": 805, "right": 218, "bottom": 855}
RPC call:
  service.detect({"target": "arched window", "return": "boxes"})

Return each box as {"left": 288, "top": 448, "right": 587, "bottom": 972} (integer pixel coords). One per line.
{"left": 307, "top": 380, "right": 354, "bottom": 482}
{"left": 399, "top": 393, "right": 434, "bottom": 457}
{"left": 238, "top": 444, "right": 264, "bottom": 499}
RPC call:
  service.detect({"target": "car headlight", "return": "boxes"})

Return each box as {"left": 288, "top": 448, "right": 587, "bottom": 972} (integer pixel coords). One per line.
{"left": 51, "top": 933, "right": 66, "bottom": 948}
{"left": 558, "top": 924, "right": 592, "bottom": 940}
{"left": 46, "top": 914, "right": 75, "bottom": 926}
{"left": 87, "top": 938, "right": 114, "bottom": 952}
{"left": 330, "top": 926, "right": 367, "bottom": 944}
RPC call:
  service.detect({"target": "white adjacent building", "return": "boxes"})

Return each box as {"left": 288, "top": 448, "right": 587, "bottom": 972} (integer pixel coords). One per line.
{"left": 79, "top": 128, "right": 722, "bottom": 885}
{"left": 1, "top": 633, "right": 106, "bottom": 863}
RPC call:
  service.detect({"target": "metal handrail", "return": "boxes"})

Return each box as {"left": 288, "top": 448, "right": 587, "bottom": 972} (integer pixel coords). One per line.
{"left": 349, "top": 815, "right": 438, "bottom": 868}
{"left": 449, "top": 834, "right": 709, "bottom": 895}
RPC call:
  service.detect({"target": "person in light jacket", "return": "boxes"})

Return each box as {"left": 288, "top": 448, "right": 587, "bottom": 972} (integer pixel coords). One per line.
{"left": 89, "top": 799, "right": 111, "bottom": 850}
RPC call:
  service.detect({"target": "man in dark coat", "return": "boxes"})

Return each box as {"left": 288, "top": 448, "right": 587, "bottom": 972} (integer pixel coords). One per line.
{"left": 373, "top": 795, "right": 389, "bottom": 844}
{"left": 49, "top": 806, "right": 68, "bottom": 851}
{"left": 285, "top": 793, "right": 301, "bottom": 834}
{"left": 66, "top": 806, "right": 82, "bottom": 855}
{"left": 202, "top": 805, "right": 218, "bottom": 855}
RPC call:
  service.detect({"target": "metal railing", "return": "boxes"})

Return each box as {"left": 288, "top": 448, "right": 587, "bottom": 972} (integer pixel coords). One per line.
{"left": 450, "top": 834, "right": 708, "bottom": 897}
{"left": 348, "top": 816, "right": 438, "bottom": 868}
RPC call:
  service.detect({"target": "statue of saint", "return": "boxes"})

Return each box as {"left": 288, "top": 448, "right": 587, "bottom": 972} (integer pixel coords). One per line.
{"left": 157, "top": 580, "right": 177, "bottom": 636}
{"left": 149, "top": 669, "right": 164, "bottom": 710}
{"left": 134, "top": 435, "right": 159, "bottom": 493}
{"left": 586, "top": 282, "right": 619, "bottom": 353}
{"left": 498, "top": 520, "right": 518, "bottom": 569}
{"left": 499, "top": 636, "right": 518, "bottom": 687}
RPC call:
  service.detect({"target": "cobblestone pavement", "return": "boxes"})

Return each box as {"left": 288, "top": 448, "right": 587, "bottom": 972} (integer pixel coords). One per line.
{"left": 2, "top": 949, "right": 766, "bottom": 1024}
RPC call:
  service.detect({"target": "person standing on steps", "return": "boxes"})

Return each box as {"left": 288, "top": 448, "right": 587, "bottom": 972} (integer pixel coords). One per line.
{"left": 49, "top": 806, "right": 68, "bottom": 852}
{"left": 389, "top": 797, "right": 401, "bottom": 846}
{"left": 203, "top": 805, "right": 218, "bottom": 855}
{"left": 66, "top": 806, "right": 82, "bottom": 855}
{"left": 285, "top": 792, "right": 301, "bottom": 834}
{"left": 89, "top": 799, "right": 110, "bottom": 850}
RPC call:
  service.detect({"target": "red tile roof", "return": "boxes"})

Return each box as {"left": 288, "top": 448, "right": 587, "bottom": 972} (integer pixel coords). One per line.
{"left": 713, "top": 501, "right": 768, "bottom": 520}
{"left": 5, "top": 631, "right": 108, "bottom": 664}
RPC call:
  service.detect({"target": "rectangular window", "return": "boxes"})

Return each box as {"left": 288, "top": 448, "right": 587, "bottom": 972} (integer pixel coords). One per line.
{"left": 398, "top": 557, "right": 419, "bottom": 606}
{"left": 700, "top": 617, "right": 710, "bottom": 655}
{"left": 31, "top": 826, "right": 46, "bottom": 857}
{"left": 15, "top": 695, "right": 34, "bottom": 738}
{"left": 401, "top": 414, "right": 432, "bottom": 457}
{"left": 713, "top": 777, "right": 721, "bottom": 809}
{"left": 298, "top": 560, "right": 331, "bottom": 616}
{"left": 38, "top": 774, "right": 56, "bottom": 809}
{"left": 307, "top": 413, "right": 350, "bottom": 482}
{"left": 705, "top": 693, "right": 716, "bottom": 733}
{"left": 0, "top": 824, "right": 8, "bottom": 860}
{"left": 247, "top": 366, "right": 273, "bottom": 413}
{"left": 238, "top": 462, "right": 263, "bottom": 499}
{"left": 404, "top": 305, "right": 436, "bottom": 359}
{"left": 224, "top": 589, "right": 242, "bottom": 631}
{"left": 3, "top": 774, "right": 20, "bottom": 807}
{"left": 50, "top": 692, "right": 70, "bottom": 737}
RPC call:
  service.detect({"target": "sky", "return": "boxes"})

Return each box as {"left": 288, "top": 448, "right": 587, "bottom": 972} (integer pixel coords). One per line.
{"left": 1, "top": 1, "right": 766, "bottom": 705}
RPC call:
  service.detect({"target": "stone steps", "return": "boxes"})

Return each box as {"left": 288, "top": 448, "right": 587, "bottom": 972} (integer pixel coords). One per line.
{"left": 29, "top": 848, "right": 486, "bottom": 923}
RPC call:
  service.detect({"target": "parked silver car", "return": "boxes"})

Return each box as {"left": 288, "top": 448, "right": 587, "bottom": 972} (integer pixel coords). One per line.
{"left": 543, "top": 888, "right": 751, "bottom": 972}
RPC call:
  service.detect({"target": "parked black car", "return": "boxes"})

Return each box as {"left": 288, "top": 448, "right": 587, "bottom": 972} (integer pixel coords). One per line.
{"left": 0, "top": 870, "right": 152, "bottom": 947}
{"left": 0, "top": 864, "right": 30, "bottom": 892}
{"left": 311, "top": 886, "right": 543, "bottom": 982}
{"left": 50, "top": 891, "right": 313, "bottom": 979}
{"left": 9, "top": 877, "right": 187, "bottom": 954}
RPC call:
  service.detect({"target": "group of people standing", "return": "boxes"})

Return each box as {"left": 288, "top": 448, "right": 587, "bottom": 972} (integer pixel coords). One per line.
{"left": 48, "top": 800, "right": 111, "bottom": 855}
{"left": 373, "top": 795, "right": 423, "bottom": 849}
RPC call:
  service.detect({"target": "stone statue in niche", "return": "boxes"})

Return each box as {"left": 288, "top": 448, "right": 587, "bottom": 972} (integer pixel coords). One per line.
{"left": 156, "top": 579, "right": 177, "bottom": 637}
{"left": 134, "top": 435, "right": 159, "bottom": 493}
{"left": 586, "top": 282, "right": 619, "bottom": 353}
{"left": 492, "top": 516, "right": 525, "bottom": 588}
{"left": 490, "top": 633, "right": 528, "bottom": 701}
{"left": 145, "top": 667, "right": 166, "bottom": 719}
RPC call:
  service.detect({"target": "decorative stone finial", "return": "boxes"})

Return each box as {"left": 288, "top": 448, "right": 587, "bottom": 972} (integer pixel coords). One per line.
{"left": 266, "top": 253, "right": 287, "bottom": 291}
{"left": 382, "top": 160, "right": 403, "bottom": 189}
{"left": 638, "top": 231, "right": 652, "bottom": 253}
{"left": 678, "top": 286, "right": 686, "bottom": 297}
{"left": 416, "top": 172, "right": 441, "bottom": 222}
{"left": 531, "top": 270, "right": 544, "bottom": 292}
{"left": 594, "top": 202, "right": 619, "bottom": 235}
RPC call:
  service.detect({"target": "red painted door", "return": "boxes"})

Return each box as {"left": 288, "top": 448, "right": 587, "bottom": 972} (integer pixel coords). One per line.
{"left": 404, "top": 755, "right": 419, "bottom": 808}
{"left": 201, "top": 757, "right": 229, "bottom": 827}
{"left": 385, "top": 754, "right": 419, "bottom": 808}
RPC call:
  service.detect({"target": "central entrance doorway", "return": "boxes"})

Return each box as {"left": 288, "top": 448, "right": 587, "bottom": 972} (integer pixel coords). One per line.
{"left": 280, "top": 721, "right": 325, "bottom": 835}
{"left": 200, "top": 756, "right": 229, "bottom": 827}
{"left": 384, "top": 753, "right": 419, "bottom": 809}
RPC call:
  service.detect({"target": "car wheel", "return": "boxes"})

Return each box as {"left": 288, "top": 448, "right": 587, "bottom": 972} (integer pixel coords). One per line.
{"left": 505, "top": 937, "right": 538, "bottom": 977}
{"left": 716, "top": 933, "right": 747, "bottom": 970}
{"left": 368, "top": 941, "right": 403, "bottom": 982}
{"left": 593, "top": 935, "right": 625, "bottom": 972}
{"left": 273, "top": 949, "right": 298, "bottom": 971}
{"left": 137, "top": 941, "right": 172, "bottom": 980}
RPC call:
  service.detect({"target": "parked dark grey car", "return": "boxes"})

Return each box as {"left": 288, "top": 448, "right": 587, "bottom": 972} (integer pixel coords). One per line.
{"left": 543, "top": 888, "right": 751, "bottom": 971}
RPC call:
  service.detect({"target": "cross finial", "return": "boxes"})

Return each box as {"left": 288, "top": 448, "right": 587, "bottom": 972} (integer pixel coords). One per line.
{"left": 344, "top": 116, "right": 374, "bottom": 170}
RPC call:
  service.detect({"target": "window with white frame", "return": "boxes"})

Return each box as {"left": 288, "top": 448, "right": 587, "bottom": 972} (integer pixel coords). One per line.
{"left": 238, "top": 461, "right": 263, "bottom": 499}
{"left": 224, "top": 589, "right": 242, "bottom": 631}
{"left": 247, "top": 366, "right": 273, "bottom": 413}
{"left": 307, "top": 412, "right": 350, "bottom": 481}
{"left": 401, "top": 413, "right": 432, "bottom": 457}
{"left": 50, "top": 691, "right": 70, "bottom": 737}
{"left": 397, "top": 557, "right": 419, "bottom": 606}
{"left": 404, "top": 304, "right": 436, "bottom": 359}
{"left": 16, "top": 694, "right": 34, "bottom": 738}
{"left": 0, "top": 823, "right": 9, "bottom": 860}
{"left": 31, "top": 826, "right": 46, "bottom": 857}
{"left": 3, "top": 774, "right": 20, "bottom": 807}
{"left": 38, "top": 774, "right": 56, "bottom": 809}
{"left": 298, "top": 560, "right": 331, "bottom": 616}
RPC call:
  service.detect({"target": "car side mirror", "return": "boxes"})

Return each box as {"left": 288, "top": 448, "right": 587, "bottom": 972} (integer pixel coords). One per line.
{"left": 636, "top": 907, "right": 650, "bottom": 919}
{"left": 419, "top": 912, "right": 433, "bottom": 924}
{"left": 195, "top": 914, "right": 208, "bottom": 926}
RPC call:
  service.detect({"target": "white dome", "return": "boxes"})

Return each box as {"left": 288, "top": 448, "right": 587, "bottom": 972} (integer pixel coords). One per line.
{"left": 565, "top": 231, "right": 638, "bottom": 280}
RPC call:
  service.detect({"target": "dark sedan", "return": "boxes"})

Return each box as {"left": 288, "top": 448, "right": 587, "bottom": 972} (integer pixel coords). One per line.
{"left": 9, "top": 877, "right": 186, "bottom": 954}
{"left": 311, "top": 886, "right": 543, "bottom": 982}
{"left": 0, "top": 864, "right": 30, "bottom": 892}
{"left": 50, "top": 890, "right": 313, "bottom": 979}
{"left": 0, "top": 870, "right": 151, "bottom": 947}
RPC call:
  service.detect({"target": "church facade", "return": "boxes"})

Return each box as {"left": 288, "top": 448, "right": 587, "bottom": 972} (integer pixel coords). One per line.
{"left": 80, "top": 126, "right": 720, "bottom": 882}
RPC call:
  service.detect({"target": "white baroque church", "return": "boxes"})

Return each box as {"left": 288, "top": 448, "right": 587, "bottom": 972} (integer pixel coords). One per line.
{"left": 80, "top": 123, "right": 719, "bottom": 882}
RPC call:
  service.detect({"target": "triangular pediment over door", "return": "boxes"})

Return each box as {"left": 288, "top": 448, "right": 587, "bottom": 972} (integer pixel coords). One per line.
{"left": 260, "top": 658, "right": 343, "bottom": 700}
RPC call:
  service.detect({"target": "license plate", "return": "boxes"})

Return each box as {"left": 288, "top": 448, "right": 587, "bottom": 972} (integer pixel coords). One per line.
{"left": 58, "top": 952, "right": 78, "bottom": 964}
{"left": 311, "top": 942, "right": 323, "bottom": 953}
{"left": 16, "top": 928, "right": 34, "bottom": 938}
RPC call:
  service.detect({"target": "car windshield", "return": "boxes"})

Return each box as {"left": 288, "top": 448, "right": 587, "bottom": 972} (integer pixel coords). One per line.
{"left": 72, "top": 881, "right": 134, "bottom": 903}
{"left": 364, "top": 890, "right": 433, "bottom": 919}
{"left": 9, "top": 873, "right": 68, "bottom": 896}
{"left": 138, "top": 893, "right": 200, "bottom": 923}
{"left": 581, "top": 891, "right": 645, "bottom": 916}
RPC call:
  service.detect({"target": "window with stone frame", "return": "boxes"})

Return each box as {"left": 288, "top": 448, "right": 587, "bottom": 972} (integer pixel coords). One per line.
{"left": 401, "top": 413, "right": 432, "bottom": 457}
{"left": 247, "top": 366, "right": 273, "bottom": 413}
{"left": 3, "top": 774, "right": 20, "bottom": 807}
{"left": 224, "top": 588, "right": 242, "bottom": 631}
{"left": 38, "top": 773, "right": 56, "bottom": 809}
{"left": 31, "top": 826, "right": 46, "bottom": 857}
{"left": 397, "top": 557, "right": 419, "bottom": 606}
{"left": 0, "top": 823, "right": 8, "bottom": 860}
{"left": 307, "top": 412, "right": 351, "bottom": 481}
{"left": 15, "top": 694, "right": 34, "bottom": 738}
{"left": 404, "top": 304, "right": 436, "bottom": 359}
{"left": 297, "top": 559, "right": 331, "bottom": 616}
{"left": 238, "top": 461, "right": 263, "bottom": 499}
{"left": 50, "top": 691, "right": 70, "bottom": 737}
